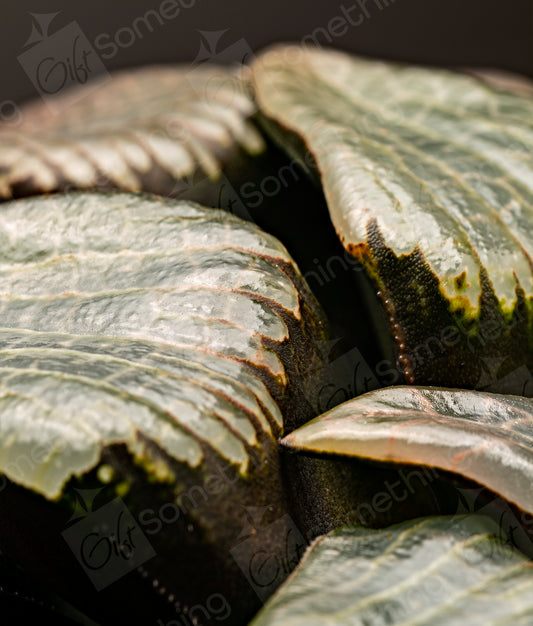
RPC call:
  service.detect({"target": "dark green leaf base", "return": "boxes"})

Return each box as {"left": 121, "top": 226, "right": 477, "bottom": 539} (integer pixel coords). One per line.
{"left": 348, "top": 219, "right": 533, "bottom": 394}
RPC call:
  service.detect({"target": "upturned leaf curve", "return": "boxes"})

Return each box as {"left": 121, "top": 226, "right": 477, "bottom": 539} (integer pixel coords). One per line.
{"left": 252, "top": 515, "right": 533, "bottom": 625}
{"left": 0, "top": 190, "right": 327, "bottom": 624}
{"left": 251, "top": 46, "right": 533, "bottom": 391}
{"left": 0, "top": 65, "right": 264, "bottom": 201}
{"left": 282, "top": 385, "right": 533, "bottom": 517}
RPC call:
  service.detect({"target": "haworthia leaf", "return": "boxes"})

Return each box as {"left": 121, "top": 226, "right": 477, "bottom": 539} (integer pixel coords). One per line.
{"left": 251, "top": 46, "right": 533, "bottom": 391}
{"left": 0, "top": 65, "right": 264, "bottom": 199}
{"left": 0, "top": 191, "right": 327, "bottom": 625}
{"left": 252, "top": 515, "right": 533, "bottom": 626}
{"left": 282, "top": 386, "right": 533, "bottom": 517}
{"left": 0, "top": 191, "right": 328, "bottom": 489}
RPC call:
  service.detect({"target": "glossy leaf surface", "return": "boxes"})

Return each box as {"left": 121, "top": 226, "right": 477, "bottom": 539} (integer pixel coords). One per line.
{"left": 0, "top": 65, "right": 264, "bottom": 199}
{"left": 0, "top": 191, "right": 327, "bottom": 624}
{"left": 282, "top": 386, "right": 533, "bottom": 516}
{"left": 253, "top": 515, "right": 533, "bottom": 625}
{"left": 0, "top": 191, "right": 320, "bottom": 495}
{"left": 251, "top": 47, "right": 533, "bottom": 390}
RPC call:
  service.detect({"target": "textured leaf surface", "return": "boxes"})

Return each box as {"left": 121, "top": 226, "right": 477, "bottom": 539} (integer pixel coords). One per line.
{"left": 252, "top": 515, "right": 533, "bottom": 625}
{"left": 0, "top": 65, "right": 264, "bottom": 199}
{"left": 0, "top": 191, "right": 327, "bottom": 624}
{"left": 252, "top": 47, "right": 533, "bottom": 390}
{"left": 0, "top": 191, "right": 325, "bottom": 498}
{"left": 282, "top": 386, "right": 533, "bottom": 516}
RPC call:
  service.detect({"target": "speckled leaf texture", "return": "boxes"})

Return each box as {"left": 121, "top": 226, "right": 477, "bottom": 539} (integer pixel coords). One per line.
{"left": 0, "top": 191, "right": 327, "bottom": 625}
{"left": 0, "top": 65, "right": 265, "bottom": 202}
{"left": 252, "top": 515, "right": 533, "bottom": 626}
{"left": 282, "top": 386, "right": 533, "bottom": 519}
{"left": 251, "top": 46, "right": 533, "bottom": 393}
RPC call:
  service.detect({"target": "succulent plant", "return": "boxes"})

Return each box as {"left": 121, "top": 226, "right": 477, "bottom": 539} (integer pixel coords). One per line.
{"left": 252, "top": 515, "right": 533, "bottom": 625}
{"left": 0, "top": 44, "right": 532, "bottom": 625}
{"left": 0, "top": 65, "right": 265, "bottom": 200}
{"left": 250, "top": 46, "right": 533, "bottom": 393}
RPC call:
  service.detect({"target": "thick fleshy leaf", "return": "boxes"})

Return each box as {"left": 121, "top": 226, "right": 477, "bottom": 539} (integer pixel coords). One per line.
{"left": 251, "top": 46, "right": 533, "bottom": 392}
{"left": 0, "top": 191, "right": 327, "bottom": 625}
{"left": 0, "top": 65, "right": 265, "bottom": 200}
{"left": 282, "top": 386, "right": 533, "bottom": 518}
{"left": 252, "top": 515, "right": 533, "bottom": 625}
{"left": 0, "top": 61, "right": 393, "bottom": 374}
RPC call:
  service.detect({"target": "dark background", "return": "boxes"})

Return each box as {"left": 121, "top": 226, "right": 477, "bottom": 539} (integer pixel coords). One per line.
{"left": 1, "top": 0, "right": 531, "bottom": 108}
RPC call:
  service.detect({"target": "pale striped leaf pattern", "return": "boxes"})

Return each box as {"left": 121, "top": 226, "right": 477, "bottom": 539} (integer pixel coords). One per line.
{"left": 0, "top": 191, "right": 328, "bottom": 625}
{"left": 251, "top": 47, "right": 533, "bottom": 391}
{"left": 0, "top": 65, "right": 264, "bottom": 199}
{"left": 282, "top": 386, "right": 533, "bottom": 516}
{"left": 0, "top": 190, "right": 325, "bottom": 498}
{"left": 252, "top": 515, "right": 533, "bottom": 625}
